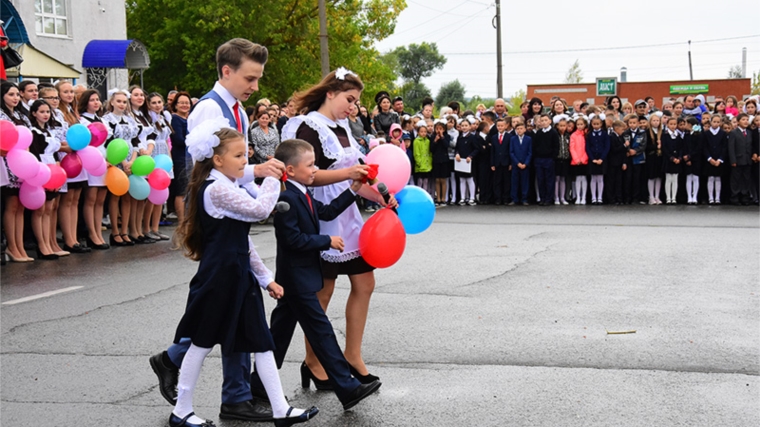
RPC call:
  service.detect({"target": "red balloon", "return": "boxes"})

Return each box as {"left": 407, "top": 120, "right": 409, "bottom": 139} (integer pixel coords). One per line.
{"left": 0, "top": 120, "right": 19, "bottom": 151}
{"left": 60, "top": 153, "right": 83, "bottom": 178}
{"left": 147, "top": 168, "right": 171, "bottom": 190}
{"left": 87, "top": 122, "right": 109, "bottom": 147}
{"left": 44, "top": 164, "right": 67, "bottom": 190}
{"left": 359, "top": 208, "right": 406, "bottom": 268}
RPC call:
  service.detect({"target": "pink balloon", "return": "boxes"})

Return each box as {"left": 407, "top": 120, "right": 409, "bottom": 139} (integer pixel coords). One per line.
{"left": 87, "top": 122, "right": 109, "bottom": 147}
{"left": 6, "top": 149, "right": 41, "bottom": 180}
{"left": 79, "top": 146, "right": 104, "bottom": 172}
{"left": 148, "top": 186, "right": 169, "bottom": 205}
{"left": 366, "top": 144, "right": 411, "bottom": 194}
{"left": 147, "top": 168, "right": 171, "bottom": 190}
{"left": 44, "top": 164, "right": 67, "bottom": 190}
{"left": 0, "top": 120, "right": 19, "bottom": 151}
{"left": 19, "top": 182, "right": 46, "bottom": 210}
{"left": 60, "top": 153, "right": 83, "bottom": 178}
{"left": 89, "top": 159, "right": 107, "bottom": 177}
{"left": 26, "top": 163, "right": 51, "bottom": 186}
{"left": 14, "top": 126, "right": 33, "bottom": 150}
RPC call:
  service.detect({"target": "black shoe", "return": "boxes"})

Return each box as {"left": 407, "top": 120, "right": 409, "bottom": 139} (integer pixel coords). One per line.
{"left": 35, "top": 248, "right": 59, "bottom": 260}
{"left": 348, "top": 363, "right": 380, "bottom": 384}
{"left": 109, "top": 234, "right": 128, "bottom": 247}
{"left": 169, "top": 412, "right": 214, "bottom": 427}
{"left": 121, "top": 235, "right": 136, "bottom": 246}
{"left": 220, "top": 399, "right": 273, "bottom": 422}
{"left": 86, "top": 237, "right": 110, "bottom": 250}
{"left": 63, "top": 243, "right": 90, "bottom": 254}
{"left": 300, "top": 361, "right": 333, "bottom": 390}
{"left": 274, "top": 406, "right": 319, "bottom": 427}
{"left": 341, "top": 380, "right": 382, "bottom": 411}
{"left": 149, "top": 352, "right": 178, "bottom": 405}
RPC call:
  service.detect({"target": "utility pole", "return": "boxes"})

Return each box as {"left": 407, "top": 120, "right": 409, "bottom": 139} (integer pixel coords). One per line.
{"left": 319, "top": 0, "right": 330, "bottom": 78}
{"left": 688, "top": 40, "right": 693, "bottom": 81}
{"left": 493, "top": 0, "right": 503, "bottom": 98}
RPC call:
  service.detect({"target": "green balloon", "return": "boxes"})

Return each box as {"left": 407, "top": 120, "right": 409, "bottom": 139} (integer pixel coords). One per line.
{"left": 131, "top": 155, "right": 156, "bottom": 176}
{"left": 106, "top": 139, "right": 129, "bottom": 165}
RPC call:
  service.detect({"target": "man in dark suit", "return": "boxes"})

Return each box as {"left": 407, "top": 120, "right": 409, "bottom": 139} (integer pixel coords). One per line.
{"left": 490, "top": 118, "right": 512, "bottom": 204}
{"left": 728, "top": 114, "right": 753, "bottom": 205}
{"left": 250, "top": 139, "right": 381, "bottom": 411}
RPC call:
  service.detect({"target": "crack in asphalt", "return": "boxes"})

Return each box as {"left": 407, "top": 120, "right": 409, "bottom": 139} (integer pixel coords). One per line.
{"left": 456, "top": 242, "right": 556, "bottom": 290}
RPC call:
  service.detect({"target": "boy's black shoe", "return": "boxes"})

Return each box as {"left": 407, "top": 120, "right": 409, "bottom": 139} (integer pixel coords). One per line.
{"left": 220, "top": 399, "right": 273, "bottom": 421}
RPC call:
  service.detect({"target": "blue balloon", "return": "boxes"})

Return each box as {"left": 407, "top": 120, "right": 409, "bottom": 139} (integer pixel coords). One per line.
{"left": 128, "top": 174, "right": 150, "bottom": 200}
{"left": 66, "top": 124, "right": 91, "bottom": 151}
{"left": 154, "top": 154, "right": 174, "bottom": 173}
{"left": 395, "top": 185, "right": 435, "bottom": 234}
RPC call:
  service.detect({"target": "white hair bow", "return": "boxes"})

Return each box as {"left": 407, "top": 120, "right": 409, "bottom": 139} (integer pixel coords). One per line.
{"left": 186, "top": 116, "right": 233, "bottom": 163}
{"left": 107, "top": 88, "right": 130, "bottom": 99}
{"left": 335, "top": 67, "right": 357, "bottom": 80}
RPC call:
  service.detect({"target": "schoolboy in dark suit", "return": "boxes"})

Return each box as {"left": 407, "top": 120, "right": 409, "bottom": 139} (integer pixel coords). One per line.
{"left": 606, "top": 120, "right": 628, "bottom": 205}
{"left": 490, "top": 118, "right": 511, "bottom": 204}
{"left": 728, "top": 113, "right": 753, "bottom": 205}
{"left": 509, "top": 122, "right": 532, "bottom": 205}
{"left": 250, "top": 139, "right": 381, "bottom": 411}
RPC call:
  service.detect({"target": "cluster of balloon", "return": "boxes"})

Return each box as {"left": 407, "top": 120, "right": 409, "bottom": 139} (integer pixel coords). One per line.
{"left": 357, "top": 145, "right": 435, "bottom": 269}
{"left": 102, "top": 137, "right": 174, "bottom": 201}
{"left": 0, "top": 121, "right": 65, "bottom": 209}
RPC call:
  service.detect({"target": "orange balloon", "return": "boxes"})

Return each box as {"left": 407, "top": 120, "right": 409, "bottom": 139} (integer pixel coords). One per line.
{"left": 106, "top": 167, "right": 129, "bottom": 196}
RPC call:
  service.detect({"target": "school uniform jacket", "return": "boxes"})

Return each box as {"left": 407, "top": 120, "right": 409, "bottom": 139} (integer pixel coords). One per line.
{"left": 509, "top": 134, "right": 532, "bottom": 166}
{"left": 585, "top": 129, "right": 610, "bottom": 162}
{"left": 683, "top": 131, "right": 703, "bottom": 175}
{"left": 274, "top": 181, "right": 356, "bottom": 295}
{"left": 474, "top": 130, "right": 492, "bottom": 167}
{"left": 703, "top": 128, "right": 727, "bottom": 164}
{"left": 607, "top": 132, "right": 627, "bottom": 167}
{"left": 661, "top": 131, "right": 683, "bottom": 174}
{"left": 531, "top": 128, "right": 560, "bottom": 159}
{"left": 728, "top": 127, "right": 753, "bottom": 166}
{"left": 491, "top": 132, "right": 511, "bottom": 167}
{"left": 456, "top": 132, "right": 478, "bottom": 159}
{"left": 430, "top": 132, "right": 451, "bottom": 164}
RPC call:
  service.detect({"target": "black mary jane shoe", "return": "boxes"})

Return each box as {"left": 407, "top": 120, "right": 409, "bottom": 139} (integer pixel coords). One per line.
{"left": 109, "top": 234, "right": 128, "bottom": 247}
{"left": 300, "top": 361, "right": 333, "bottom": 390}
{"left": 348, "top": 363, "right": 380, "bottom": 384}
{"left": 274, "top": 406, "right": 320, "bottom": 427}
{"left": 63, "top": 243, "right": 91, "bottom": 254}
{"left": 86, "top": 237, "right": 110, "bottom": 250}
{"left": 169, "top": 412, "right": 215, "bottom": 427}
{"left": 121, "top": 235, "right": 136, "bottom": 246}
{"left": 129, "top": 235, "right": 148, "bottom": 244}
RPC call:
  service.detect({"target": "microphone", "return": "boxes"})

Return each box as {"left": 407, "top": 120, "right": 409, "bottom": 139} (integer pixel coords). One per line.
{"left": 275, "top": 201, "right": 290, "bottom": 213}
{"left": 377, "top": 183, "right": 396, "bottom": 214}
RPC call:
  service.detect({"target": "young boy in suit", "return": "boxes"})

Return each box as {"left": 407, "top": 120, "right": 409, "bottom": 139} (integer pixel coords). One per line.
{"left": 250, "top": 139, "right": 381, "bottom": 411}
{"left": 509, "top": 122, "right": 532, "bottom": 205}
{"left": 728, "top": 113, "right": 753, "bottom": 205}
{"left": 606, "top": 120, "right": 628, "bottom": 205}
{"left": 490, "top": 118, "right": 511, "bottom": 204}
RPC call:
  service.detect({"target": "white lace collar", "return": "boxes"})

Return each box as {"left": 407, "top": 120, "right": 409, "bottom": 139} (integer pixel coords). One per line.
{"left": 282, "top": 111, "right": 363, "bottom": 163}
{"left": 208, "top": 168, "right": 238, "bottom": 187}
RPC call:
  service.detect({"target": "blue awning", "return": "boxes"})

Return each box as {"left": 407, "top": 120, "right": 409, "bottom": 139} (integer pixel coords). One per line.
{"left": 1, "top": 0, "right": 30, "bottom": 44}
{"left": 82, "top": 39, "right": 150, "bottom": 69}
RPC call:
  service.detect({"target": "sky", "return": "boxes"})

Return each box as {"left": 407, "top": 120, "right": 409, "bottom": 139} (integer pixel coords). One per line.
{"left": 373, "top": 0, "right": 760, "bottom": 99}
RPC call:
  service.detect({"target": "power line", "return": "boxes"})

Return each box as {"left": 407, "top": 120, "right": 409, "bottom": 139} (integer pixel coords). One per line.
{"left": 392, "top": 0, "right": 474, "bottom": 36}
{"left": 439, "top": 34, "right": 760, "bottom": 56}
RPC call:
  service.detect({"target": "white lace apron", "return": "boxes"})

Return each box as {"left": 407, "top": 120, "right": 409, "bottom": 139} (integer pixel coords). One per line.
{"left": 281, "top": 111, "right": 366, "bottom": 263}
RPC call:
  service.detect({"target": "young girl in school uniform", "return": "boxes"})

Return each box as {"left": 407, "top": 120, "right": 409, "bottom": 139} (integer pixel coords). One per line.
{"left": 553, "top": 115, "right": 571, "bottom": 204}
{"left": 455, "top": 118, "right": 478, "bottom": 205}
{"left": 144, "top": 92, "right": 173, "bottom": 241}
{"left": 430, "top": 121, "right": 450, "bottom": 205}
{"left": 128, "top": 86, "right": 157, "bottom": 244}
{"left": 569, "top": 116, "right": 589, "bottom": 204}
{"left": 102, "top": 90, "right": 140, "bottom": 246}
{"left": 682, "top": 117, "right": 703, "bottom": 204}
{"left": 171, "top": 119, "right": 317, "bottom": 427}
{"left": 79, "top": 90, "right": 112, "bottom": 250}
{"left": 703, "top": 115, "right": 727, "bottom": 204}
{"left": 646, "top": 114, "right": 664, "bottom": 204}
{"left": 661, "top": 117, "right": 683, "bottom": 204}
{"left": 586, "top": 115, "right": 610, "bottom": 204}
{"left": 29, "top": 100, "right": 63, "bottom": 260}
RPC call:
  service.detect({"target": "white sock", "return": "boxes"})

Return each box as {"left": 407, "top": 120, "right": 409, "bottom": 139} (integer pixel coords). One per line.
{"left": 665, "top": 174, "right": 673, "bottom": 201}
{"left": 708, "top": 177, "right": 715, "bottom": 200}
{"left": 598, "top": 176, "right": 604, "bottom": 200}
{"left": 715, "top": 178, "right": 722, "bottom": 201}
{"left": 590, "top": 177, "right": 598, "bottom": 201}
{"left": 581, "top": 177, "right": 588, "bottom": 201}
{"left": 559, "top": 179, "right": 566, "bottom": 201}
{"left": 254, "top": 351, "right": 304, "bottom": 419}
{"left": 655, "top": 178, "right": 662, "bottom": 200}
{"left": 648, "top": 179, "right": 655, "bottom": 201}
{"left": 174, "top": 344, "right": 213, "bottom": 424}
{"left": 690, "top": 175, "right": 699, "bottom": 200}
{"left": 467, "top": 178, "right": 475, "bottom": 201}
{"left": 575, "top": 177, "right": 582, "bottom": 201}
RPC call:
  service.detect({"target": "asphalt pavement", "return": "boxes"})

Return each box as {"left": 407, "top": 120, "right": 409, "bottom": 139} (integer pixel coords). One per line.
{"left": 1, "top": 204, "right": 759, "bottom": 427}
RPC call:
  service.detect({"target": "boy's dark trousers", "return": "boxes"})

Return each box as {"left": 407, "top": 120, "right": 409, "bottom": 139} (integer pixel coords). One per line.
{"left": 534, "top": 157, "right": 555, "bottom": 204}
{"left": 630, "top": 163, "right": 645, "bottom": 203}
{"left": 492, "top": 165, "right": 510, "bottom": 204}
{"left": 606, "top": 165, "right": 624, "bottom": 203}
{"left": 477, "top": 160, "right": 493, "bottom": 204}
{"left": 730, "top": 165, "right": 752, "bottom": 204}
{"left": 511, "top": 166, "right": 530, "bottom": 203}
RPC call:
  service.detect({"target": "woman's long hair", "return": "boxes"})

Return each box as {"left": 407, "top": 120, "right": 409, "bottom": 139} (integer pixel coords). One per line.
{"left": 293, "top": 69, "right": 364, "bottom": 115}
{"left": 77, "top": 89, "right": 101, "bottom": 116}
{"left": 55, "top": 80, "right": 79, "bottom": 125}
{"left": 174, "top": 128, "right": 245, "bottom": 261}
{"left": 147, "top": 92, "right": 173, "bottom": 134}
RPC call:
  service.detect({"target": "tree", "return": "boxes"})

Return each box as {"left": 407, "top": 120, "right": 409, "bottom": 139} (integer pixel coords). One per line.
{"left": 727, "top": 65, "right": 744, "bottom": 79}
{"left": 506, "top": 88, "right": 526, "bottom": 116}
{"left": 752, "top": 71, "right": 760, "bottom": 95}
{"left": 564, "top": 60, "right": 583, "bottom": 83}
{"left": 399, "top": 81, "right": 431, "bottom": 113}
{"left": 126, "top": 0, "right": 407, "bottom": 106}
{"left": 436, "top": 80, "right": 465, "bottom": 108}
{"left": 392, "top": 42, "right": 446, "bottom": 85}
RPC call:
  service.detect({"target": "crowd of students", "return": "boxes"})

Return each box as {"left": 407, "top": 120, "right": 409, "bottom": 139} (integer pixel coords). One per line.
{"left": 356, "top": 92, "right": 760, "bottom": 208}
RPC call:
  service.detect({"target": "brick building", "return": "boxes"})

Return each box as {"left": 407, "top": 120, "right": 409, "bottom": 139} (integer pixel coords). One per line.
{"left": 527, "top": 78, "right": 752, "bottom": 109}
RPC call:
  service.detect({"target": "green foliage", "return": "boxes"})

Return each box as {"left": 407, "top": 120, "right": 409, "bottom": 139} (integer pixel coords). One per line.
{"left": 399, "top": 81, "right": 431, "bottom": 112}
{"left": 564, "top": 60, "right": 583, "bottom": 84}
{"left": 752, "top": 71, "right": 760, "bottom": 95}
{"left": 435, "top": 80, "right": 465, "bottom": 109}
{"left": 392, "top": 42, "right": 446, "bottom": 85}
{"left": 507, "top": 88, "right": 526, "bottom": 115}
{"left": 126, "top": 0, "right": 406, "bottom": 106}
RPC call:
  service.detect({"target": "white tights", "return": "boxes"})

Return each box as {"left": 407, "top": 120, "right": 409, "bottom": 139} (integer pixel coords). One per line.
{"left": 590, "top": 175, "right": 604, "bottom": 202}
{"left": 707, "top": 176, "right": 722, "bottom": 202}
{"left": 554, "top": 176, "right": 567, "bottom": 202}
{"left": 685, "top": 174, "right": 699, "bottom": 202}
{"left": 665, "top": 173, "right": 678, "bottom": 202}
{"left": 648, "top": 178, "right": 662, "bottom": 202}
{"left": 448, "top": 172, "right": 457, "bottom": 202}
{"left": 575, "top": 176, "right": 588, "bottom": 204}
{"left": 459, "top": 177, "right": 475, "bottom": 202}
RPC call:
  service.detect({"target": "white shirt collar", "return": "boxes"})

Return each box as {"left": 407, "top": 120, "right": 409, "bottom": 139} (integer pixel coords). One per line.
{"left": 289, "top": 179, "right": 307, "bottom": 194}
{"left": 208, "top": 168, "right": 238, "bottom": 187}
{"left": 309, "top": 110, "right": 338, "bottom": 128}
{"left": 709, "top": 127, "right": 720, "bottom": 135}
{"left": 542, "top": 127, "right": 551, "bottom": 133}
{"left": 213, "top": 81, "right": 240, "bottom": 112}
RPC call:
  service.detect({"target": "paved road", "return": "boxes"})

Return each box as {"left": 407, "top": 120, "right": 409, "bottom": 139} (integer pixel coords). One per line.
{"left": 2, "top": 205, "right": 759, "bottom": 426}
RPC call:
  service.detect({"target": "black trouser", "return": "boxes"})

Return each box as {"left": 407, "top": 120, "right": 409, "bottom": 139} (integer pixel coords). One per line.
{"left": 534, "top": 157, "right": 555, "bottom": 204}
{"left": 730, "top": 165, "right": 752, "bottom": 203}
{"left": 628, "top": 164, "right": 645, "bottom": 203}
{"left": 751, "top": 163, "right": 759, "bottom": 203}
{"left": 606, "top": 164, "right": 624, "bottom": 203}
{"left": 492, "top": 165, "right": 511, "bottom": 203}
{"left": 477, "top": 162, "right": 493, "bottom": 204}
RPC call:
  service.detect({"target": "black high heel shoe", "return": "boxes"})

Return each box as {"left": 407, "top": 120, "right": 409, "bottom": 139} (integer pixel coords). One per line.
{"left": 35, "top": 248, "right": 59, "bottom": 261}
{"left": 109, "top": 234, "right": 128, "bottom": 247}
{"left": 274, "top": 406, "right": 319, "bottom": 427}
{"left": 300, "top": 362, "right": 333, "bottom": 391}
{"left": 121, "top": 235, "right": 135, "bottom": 246}
{"left": 86, "top": 237, "right": 110, "bottom": 250}
{"left": 348, "top": 363, "right": 380, "bottom": 384}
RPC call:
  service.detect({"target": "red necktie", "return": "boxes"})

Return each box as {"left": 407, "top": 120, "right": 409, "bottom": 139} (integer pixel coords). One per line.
{"left": 743, "top": 130, "right": 747, "bottom": 137}
{"left": 305, "top": 191, "right": 314, "bottom": 214}
{"left": 499, "top": 134, "right": 503, "bottom": 144}
{"left": 232, "top": 103, "right": 242, "bottom": 132}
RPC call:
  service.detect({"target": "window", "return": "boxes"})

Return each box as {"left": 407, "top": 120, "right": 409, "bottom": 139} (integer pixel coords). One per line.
{"left": 34, "top": 0, "right": 68, "bottom": 37}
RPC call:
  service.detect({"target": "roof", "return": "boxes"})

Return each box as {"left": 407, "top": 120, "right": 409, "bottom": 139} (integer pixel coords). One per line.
{"left": 5, "top": 43, "right": 81, "bottom": 78}
{"left": 82, "top": 39, "right": 150, "bottom": 69}
{"left": 1, "top": 0, "right": 29, "bottom": 44}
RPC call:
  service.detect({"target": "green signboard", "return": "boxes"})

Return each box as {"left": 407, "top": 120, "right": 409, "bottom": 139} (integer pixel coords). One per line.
{"left": 670, "top": 84, "right": 709, "bottom": 94}
{"left": 596, "top": 78, "right": 617, "bottom": 96}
